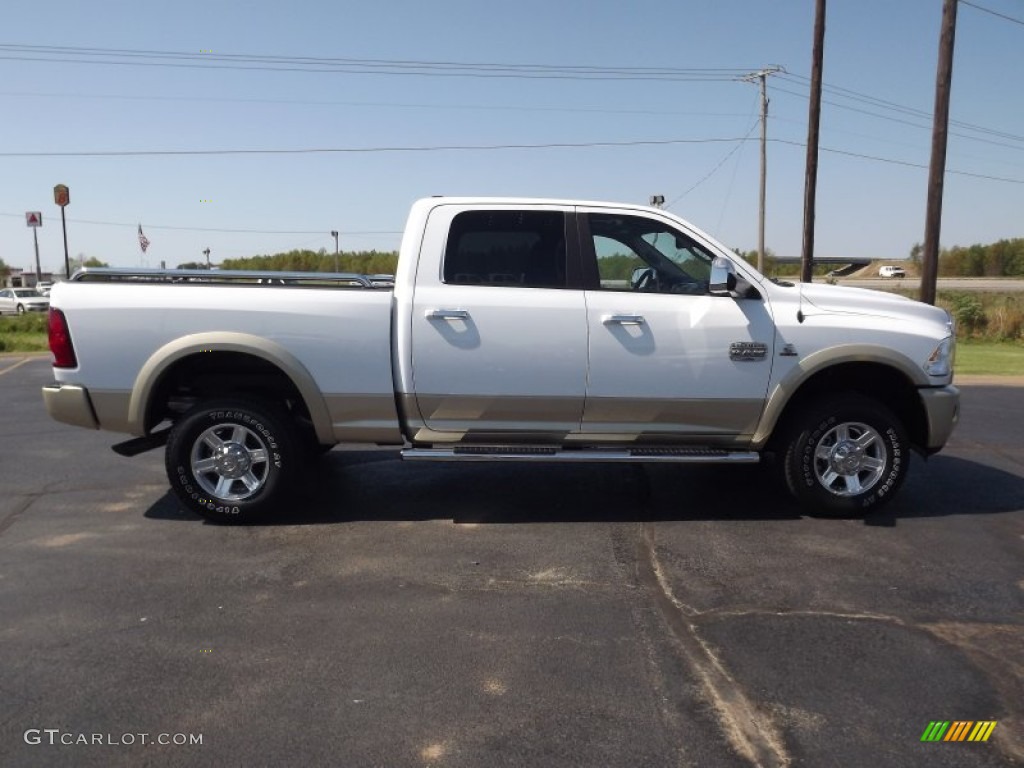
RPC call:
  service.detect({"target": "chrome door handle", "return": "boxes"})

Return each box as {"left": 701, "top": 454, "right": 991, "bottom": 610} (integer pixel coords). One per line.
{"left": 602, "top": 314, "right": 646, "bottom": 326}
{"left": 426, "top": 309, "right": 469, "bottom": 320}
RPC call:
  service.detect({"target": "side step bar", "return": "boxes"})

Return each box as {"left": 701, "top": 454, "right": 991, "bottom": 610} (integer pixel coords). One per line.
{"left": 111, "top": 428, "right": 171, "bottom": 457}
{"left": 401, "top": 446, "right": 760, "bottom": 464}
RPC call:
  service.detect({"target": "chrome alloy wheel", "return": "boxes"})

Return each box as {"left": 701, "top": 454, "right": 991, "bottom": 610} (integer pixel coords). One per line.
{"left": 190, "top": 423, "right": 270, "bottom": 501}
{"left": 812, "top": 421, "right": 887, "bottom": 497}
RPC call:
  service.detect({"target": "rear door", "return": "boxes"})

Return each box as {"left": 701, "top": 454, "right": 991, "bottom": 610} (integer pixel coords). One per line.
{"left": 409, "top": 204, "right": 588, "bottom": 439}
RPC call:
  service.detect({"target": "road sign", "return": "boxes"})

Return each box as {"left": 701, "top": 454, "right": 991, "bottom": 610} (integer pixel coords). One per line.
{"left": 54, "top": 184, "right": 70, "bottom": 207}
{"left": 26, "top": 212, "right": 42, "bottom": 227}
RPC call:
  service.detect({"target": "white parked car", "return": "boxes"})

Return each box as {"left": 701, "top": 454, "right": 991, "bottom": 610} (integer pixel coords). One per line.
{"left": 0, "top": 288, "right": 50, "bottom": 314}
{"left": 879, "top": 265, "right": 907, "bottom": 278}
{"left": 36, "top": 282, "right": 54, "bottom": 296}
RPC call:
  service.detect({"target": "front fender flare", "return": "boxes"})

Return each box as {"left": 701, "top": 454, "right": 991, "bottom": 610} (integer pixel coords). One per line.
{"left": 751, "top": 344, "right": 927, "bottom": 448}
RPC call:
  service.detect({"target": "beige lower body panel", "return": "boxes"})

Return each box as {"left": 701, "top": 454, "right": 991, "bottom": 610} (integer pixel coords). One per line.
{"left": 324, "top": 393, "right": 404, "bottom": 444}
{"left": 919, "top": 385, "right": 960, "bottom": 451}
{"left": 89, "top": 390, "right": 134, "bottom": 434}
{"left": 41, "top": 385, "right": 133, "bottom": 434}
{"left": 581, "top": 396, "right": 764, "bottom": 436}
{"left": 402, "top": 393, "right": 762, "bottom": 446}
{"left": 42, "top": 384, "right": 100, "bottom": 430}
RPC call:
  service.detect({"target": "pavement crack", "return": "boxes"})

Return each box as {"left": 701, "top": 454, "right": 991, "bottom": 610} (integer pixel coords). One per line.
{"left": 0, "top": 494, "right": 41, "bottom": 537}
{"left": 696, "top": 608, "right": 907, "bottom": 625}
{"left": 638, "top": 522, "right": 790, "bottom": 768}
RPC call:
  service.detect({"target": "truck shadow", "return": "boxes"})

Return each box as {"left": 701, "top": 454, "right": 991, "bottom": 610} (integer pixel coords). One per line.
{"left": 144, "top": 452, "right": 1022, "bottom": 526}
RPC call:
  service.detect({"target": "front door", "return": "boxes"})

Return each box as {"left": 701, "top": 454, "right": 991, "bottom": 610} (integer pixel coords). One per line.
{"left": 579, "top": 208, "right": 775, "bottom": 440}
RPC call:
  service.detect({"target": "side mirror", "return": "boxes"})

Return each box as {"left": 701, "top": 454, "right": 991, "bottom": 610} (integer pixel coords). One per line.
{"left": 709, "top": 257, "right": 737, "bottom": 296}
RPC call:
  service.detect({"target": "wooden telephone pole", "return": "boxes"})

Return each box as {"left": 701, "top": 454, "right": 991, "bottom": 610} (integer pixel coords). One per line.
{"left": 800, "top": 0, "right": 827, "bottom": 284}
{"left": 743, "top": 67, "right": 782, "bottom": 274}
{"left": 921, "top": 0, "right": 958, "bottom": 305}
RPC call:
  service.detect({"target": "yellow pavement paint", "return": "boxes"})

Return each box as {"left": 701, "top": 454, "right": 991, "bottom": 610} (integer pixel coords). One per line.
{"left": 0, "top": 357, "right": 37, "bottom": 376}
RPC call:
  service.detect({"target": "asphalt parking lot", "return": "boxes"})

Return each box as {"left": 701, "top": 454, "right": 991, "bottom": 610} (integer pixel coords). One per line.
{"left": 1, "top": 355, "right": 1021, "bottom": 767}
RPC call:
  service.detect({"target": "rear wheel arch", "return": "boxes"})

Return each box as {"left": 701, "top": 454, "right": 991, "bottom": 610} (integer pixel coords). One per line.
{"left": 129, "top": 334, "right": 334, "bottom": 444}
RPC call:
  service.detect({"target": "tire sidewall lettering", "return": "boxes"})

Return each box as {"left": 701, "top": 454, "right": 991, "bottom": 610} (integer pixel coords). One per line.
{"left": 787, "top": 400, "right": 908, "bottom": 515}
{"left": 170, "top": 402, "right": 292, "bottom": 521}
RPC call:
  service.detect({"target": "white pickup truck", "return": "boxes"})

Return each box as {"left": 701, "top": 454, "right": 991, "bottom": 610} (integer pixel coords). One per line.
{"left": 43, "top": 197, "right": 959, "bottom": 522}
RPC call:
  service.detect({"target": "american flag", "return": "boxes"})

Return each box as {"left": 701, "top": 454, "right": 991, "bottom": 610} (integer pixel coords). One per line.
{"left": 138, "top": 224, "right": 150, "bottom": 253}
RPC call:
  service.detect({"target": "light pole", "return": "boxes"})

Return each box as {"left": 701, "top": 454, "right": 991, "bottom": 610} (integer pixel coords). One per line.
{"left": 203, "top": 248, "right": 211, "bottom": 269}
{"left": 330, "top": 230, "right": 339, "bottom": 272}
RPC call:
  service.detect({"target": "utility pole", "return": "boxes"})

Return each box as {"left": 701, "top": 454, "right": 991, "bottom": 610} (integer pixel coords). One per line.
{"left": 921, "top": 0, "right": 958, "bottom": 306}
{"left": 742, "top": 67, "right": 782, "bottom": 274}
{"left": 801, "top": 0, "right": 827, "bottom": 284}
{"left": 331, "top": 230, "right": 339, "bottom": 272}
{"left": 33, "top": 227, "right": 42, "bottom": 284}
{"left": 54, "top": 184, "right": 71, "bottom": 278}
{"left": 203, "top": 248, "right": 211, "bottom": 269}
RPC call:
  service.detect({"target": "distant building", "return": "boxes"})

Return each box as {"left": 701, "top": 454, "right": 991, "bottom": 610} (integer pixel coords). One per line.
{"left": 3, "top": 268, "right": 56, "bottom": 289}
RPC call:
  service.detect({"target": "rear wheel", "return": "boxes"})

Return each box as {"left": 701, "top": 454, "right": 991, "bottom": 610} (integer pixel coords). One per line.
{"left": 165, "top": 398, "right": 299, "bottom": 523}
{"left": 782, "top": 393, "right": 909, "bottom": 516}
{"left": 16, "top": 304, "right": 25, "bottom": 315}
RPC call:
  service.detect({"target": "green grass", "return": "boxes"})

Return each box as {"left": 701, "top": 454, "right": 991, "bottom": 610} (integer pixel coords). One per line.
{"left": 0, "top": 313, "right": 48, "bottom": 353}
{"left": 955, "top": 341, "right": 1024, "bottom": 376}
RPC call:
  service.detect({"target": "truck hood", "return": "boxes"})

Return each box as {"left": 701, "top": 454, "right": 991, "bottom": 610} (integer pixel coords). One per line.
{"left": 799, "top": 282, "right": 950, "bottom": 327}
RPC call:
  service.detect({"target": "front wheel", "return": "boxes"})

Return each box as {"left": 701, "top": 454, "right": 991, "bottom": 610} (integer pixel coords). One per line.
{"left": 165, "top": 398, "right": 300, "bottom": 523}
{"left": 782, "top": 394, "right": 909, "bottom": 517}
{"left": 16, "top": 304, "right": 25, "bottom": 315}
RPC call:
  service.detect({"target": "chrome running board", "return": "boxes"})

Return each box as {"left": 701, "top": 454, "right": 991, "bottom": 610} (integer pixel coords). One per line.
{"left": 401, "top": 446, "right": 760, "bottom": 463}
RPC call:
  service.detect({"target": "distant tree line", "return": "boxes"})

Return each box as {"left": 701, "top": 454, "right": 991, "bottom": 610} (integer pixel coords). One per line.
{"left": 214, "top": 248, "right": 398, "bottom": 274}
{"left": 930, "top": 239, "right": 1024, "bottom": 277}
{"left": 733, "top": 249, "right": 832, "bottom": 277}
{"left": 181, "top": 238, "right": 1024, "bottom": 280}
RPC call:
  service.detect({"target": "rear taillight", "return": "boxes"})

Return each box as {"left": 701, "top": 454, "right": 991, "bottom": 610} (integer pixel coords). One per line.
{"left": 48, "top": 308, "right": 78, "bottom": 368}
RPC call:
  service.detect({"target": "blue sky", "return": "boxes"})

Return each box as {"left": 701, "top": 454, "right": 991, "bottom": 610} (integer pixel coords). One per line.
{"left": 2, "top": 0, "right": 1022, "bottom": 272}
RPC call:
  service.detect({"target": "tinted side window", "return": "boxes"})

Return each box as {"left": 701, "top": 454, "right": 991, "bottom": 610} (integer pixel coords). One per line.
{"left": 443, "top": 210, "right": 567, "bottom": 289}
{"left": 588, "top": 213, "right": 713, "bottom": 295}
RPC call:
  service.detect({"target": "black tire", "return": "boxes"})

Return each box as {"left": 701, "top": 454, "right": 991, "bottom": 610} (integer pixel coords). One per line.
{"left": 16, "top": 304, "right": 25, "bottom": 315}
{"left": 165, "top": 398, "right": 300, "bottom": 523}
{"left": 782, "top": 393, "right": 909, "bottom": 517}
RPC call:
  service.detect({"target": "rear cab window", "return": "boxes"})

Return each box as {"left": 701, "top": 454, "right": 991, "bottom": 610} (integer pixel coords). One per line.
{"left": 443, "top": 210, "right": 568, "bottom": 289}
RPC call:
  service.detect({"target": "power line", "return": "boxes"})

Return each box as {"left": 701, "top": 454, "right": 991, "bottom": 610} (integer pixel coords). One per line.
{"left": 772, "top": 85, "right": 1024, "bottom": 152}
{"left": 2, "top": 134, "right": 1015, "bottom": 185}
{"left": 960, "top": 0, "right": 1024, "bottom": 26}
{"left": 0, "top": 89, "right": 753, "bottom": 119}
{"left": 0, "top": 212, "right": 400, "bottom": 235}
{"left": 0, "top": 43, "right": 754, "bottom": 81}
{"left": 778, "top": 73, "right": 1024, "bottom": 144}
{"left": 0, "top": 54, "right": 750, "bottom": 82}
{"left": 772, "top": 138, "right": 1024, "bottom": 184}
{"left": 667, "top": 121, "right": 761, "bottom": 207}
{"left": 0, "top": 136, "right": 752, "bottom": 159}
{"left": 0, "top": 43, "right": 753, "bottom": 74}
